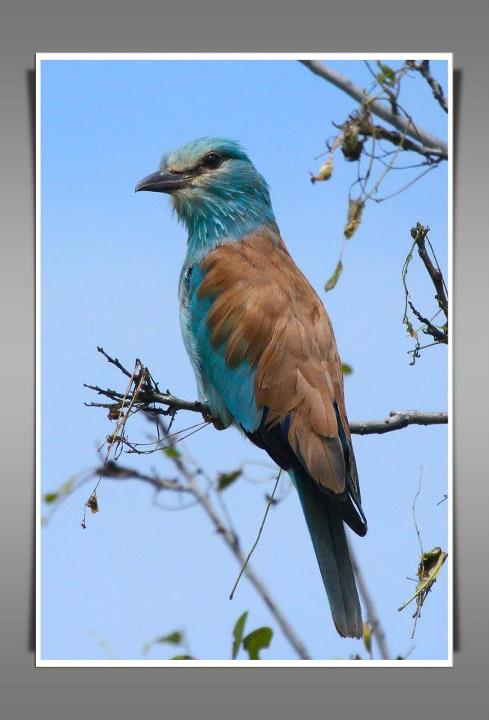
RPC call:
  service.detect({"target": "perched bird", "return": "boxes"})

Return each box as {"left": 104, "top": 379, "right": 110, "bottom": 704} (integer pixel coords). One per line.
{"left": 136, "top": 138, "right": 367, "bottom": 638}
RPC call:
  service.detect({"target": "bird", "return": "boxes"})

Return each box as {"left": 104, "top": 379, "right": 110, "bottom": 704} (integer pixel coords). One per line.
{"left": 136, "top": 137, "right": 367, "bottom": 638}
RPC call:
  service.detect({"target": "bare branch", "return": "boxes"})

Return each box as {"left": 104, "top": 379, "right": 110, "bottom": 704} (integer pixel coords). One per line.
{"left": 352, "top": 115, "right": 446, "bottom": 160}
{"left": 96, "top": 346, "right": 133, "bottom": 378}
{"left": 349, "top": 411, "right": 447, "bottom": 436}
{"left": 149, "top": 419, "right": 312, "bottom": 660}
{"left": 300, "top": 60, "right": 448, "bottom": 158}
{"left": 349, "top": 541, "right": 390, "bottom": 660}
{"left": 402, "top": 223, "right": 449, "bottom": 358}
{"left": 84, "top": 351, "right": 447, "bottom": 659}
{"left": 408, "top": 302, "right": 448, "bottom": 344}
{"left": 85, "top": 382, "right": 448, "bottom": 437}
{"left": 406, "top": 60, "right": 448, "bottom": 113}
{"left": 413, "top": 224, "right": 449, "bottom": 321}
{"left": 98, "top": 459, "right": 190, "bottom": 493}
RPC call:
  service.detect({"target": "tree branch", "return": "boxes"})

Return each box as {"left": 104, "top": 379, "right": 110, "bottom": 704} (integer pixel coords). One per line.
{"left": 408, "top": 302, "right": 448, "bottom": 345}
{"left": 349, "top": 541, "right": 390, "bottom": 660}
{"left": 351, "top": 115, "right": 446, "bottom": 161}
{"left": 100, "top": 422, "right": 312, "bottom": 660}
{"left": 406, "top": 60, "right": 448, "bottom": 113}
{"left": 300, "top": 60, "right": 448, "bottom": 159}
{"left": 413, "top": 224, "right": 449, "bottom": 321}
{"left": 86, "top": 383, "right": 448, "bottom": 437}
{"left": 83, "top": 351, "right": 449, "bottom": 659}
{"left": 349, "top": 411, "right": 447, "bottom": 435}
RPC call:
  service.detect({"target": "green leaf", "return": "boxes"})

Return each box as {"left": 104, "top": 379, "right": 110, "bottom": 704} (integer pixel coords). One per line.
{"left": 43, "top": 492, "right": 59, "bottom": 504}
{"left": 217, "top": 469, "right": 242, "bottom": 492}
{"left": 232, "top": 611, "right": 248, "bottom": 659}
{"left": 163, "top": 446, "right": 181, "bottom": 459}
{"left": 341, "top": 363, "right": 353, "bottom": 376}
{"left": 325, "top": 259, "right": 343, "bottom": 292}
{"left": 405, "top": 318, "right": 418, "bottom": 339}
{"left": 143, "top": 630, "right": 183, "bottom": 655}
{"left": 376, "top": 62, "right": 396, "bottom": 86}
{"left": 363, "top": 623, "right": 372, "bottom": 656}
{"left": 43, "top": 476, "right": 77, "bottom": 505}
{"left": 156, "top": 631, "right": 183, "bottom": 645}
{"left": 170, "top": 654, "right": 194, "bottom": 660}
{"left": 242, "top": 626, "right": 273, "bottom": 660}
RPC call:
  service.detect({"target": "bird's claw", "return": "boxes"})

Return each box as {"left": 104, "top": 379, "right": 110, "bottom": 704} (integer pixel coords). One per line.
{"left": 203, "top": 410, "right": 226, "bottom": 430}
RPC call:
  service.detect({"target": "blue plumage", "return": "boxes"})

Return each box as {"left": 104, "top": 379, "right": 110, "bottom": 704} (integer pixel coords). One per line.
{"left": 184, "top": 264, "right": 262, "bottom": 432}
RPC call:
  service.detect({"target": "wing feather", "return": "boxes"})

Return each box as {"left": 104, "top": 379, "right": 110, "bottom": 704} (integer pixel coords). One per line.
{"left": 198, "top": 226, "right": 361, "bottom": 506}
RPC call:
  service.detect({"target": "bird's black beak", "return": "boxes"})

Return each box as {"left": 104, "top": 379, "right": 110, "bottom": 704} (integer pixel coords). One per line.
{"left": 135, "top": 169, "right": 191, "bottom": 194}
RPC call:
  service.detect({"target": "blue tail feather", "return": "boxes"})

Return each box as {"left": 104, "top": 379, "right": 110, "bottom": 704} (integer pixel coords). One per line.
{"left": 292, "top": 470, "right": 363, "bottom": 639}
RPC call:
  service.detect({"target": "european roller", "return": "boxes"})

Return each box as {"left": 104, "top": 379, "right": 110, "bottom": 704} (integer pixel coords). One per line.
{"left": 136, "top": 138, "right": 367, "bottom": 638}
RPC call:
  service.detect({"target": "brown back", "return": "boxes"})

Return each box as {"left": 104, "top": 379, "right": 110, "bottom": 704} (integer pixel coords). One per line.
{"left": 198, "top": 226, "right": 355, "bottom": 497}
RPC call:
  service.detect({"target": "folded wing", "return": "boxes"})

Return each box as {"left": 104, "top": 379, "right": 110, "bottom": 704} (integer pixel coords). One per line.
{"left": 194, "top": 225, "right": 365, "bottom": 535}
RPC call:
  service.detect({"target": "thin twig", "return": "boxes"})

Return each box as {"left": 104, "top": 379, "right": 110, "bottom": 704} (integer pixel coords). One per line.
{"left": 97, "top": 346, "right": 133, "bottom": 378}
{"left": 152, "top": 417, "right": 312, "bottom": 660}
{"left": 349, "top": 542, "right": 390, "bottom": 660}
{"left": 408, "top": 302, "right": 448, "bottom": 344}
{"left": 229, "top": 469, "right": 282, "bottom": 600}
{"left": 349, "top": 411, "right": 447, "bottom": 436}
{"left": 85, "top": 380, "right": 447, "bottom": 437}
{"left": 406, "top": 60, "right": 448, "bottom": 113}
{"left": 353, "top": 116, "right": 445, "bottom": 160}
{"left": 412, "top": 467, "right": 424, "bottom": 555}
{"left": 414, "top": 224, "right": 449, "bottom": 320}
{"left": 300, "top": 60, "right": 448, "bottom": 158}
{"left": 82, "top": 360, "right": 147, "bottom": 527}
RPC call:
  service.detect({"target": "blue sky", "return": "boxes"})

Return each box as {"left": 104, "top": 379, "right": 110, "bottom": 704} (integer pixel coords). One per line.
{"left": 40, "top": 58, "right": 449, "bottom": 662}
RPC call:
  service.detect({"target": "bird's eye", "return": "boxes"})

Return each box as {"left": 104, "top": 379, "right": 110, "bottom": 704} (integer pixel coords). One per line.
{"left": 201, "top": 152, "right": 222, "bottom": 170}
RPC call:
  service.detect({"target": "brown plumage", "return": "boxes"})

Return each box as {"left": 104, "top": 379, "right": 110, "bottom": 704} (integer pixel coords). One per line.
{"left": 198, "top": 226, "right": 358, "bottom": 501}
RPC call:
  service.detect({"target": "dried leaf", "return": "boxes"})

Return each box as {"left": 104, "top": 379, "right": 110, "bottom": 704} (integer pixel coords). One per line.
{"left": 344, "top": 198, "right": 365, "bottom": 239}
{"left": 398, "top": 546, "right": 448, "bottom": 636}
{"left": 85, "top": 493, "right": 99, "bottom": 514}
{"left": 363, "top": 622, "right": 373, "bottom": 656}
{"left": 405, "top": 318, "right": 418, "bottom": 340}
{"left": 108, "top": 403, "right": 123, "bottom": 421}
{"left": 341, "top": 123, "right": 364, "bottom": 161}
{"left": 311, "top": 157, "right": 333, "bottom": 183}
{"left": 325, "top": 259, "right": 343, "bottom": 292}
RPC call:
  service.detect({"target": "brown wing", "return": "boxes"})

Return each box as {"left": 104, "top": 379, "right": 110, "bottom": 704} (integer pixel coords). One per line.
{"left": 198, "top": 226, "right": 358, "bottom": 499}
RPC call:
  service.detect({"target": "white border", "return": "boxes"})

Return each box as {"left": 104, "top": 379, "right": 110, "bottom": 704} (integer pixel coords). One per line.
{"left": 36, "top": 52, "right": 453, "bottom": 668}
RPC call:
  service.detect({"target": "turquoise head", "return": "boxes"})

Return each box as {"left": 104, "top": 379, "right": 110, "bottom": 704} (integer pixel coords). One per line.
{"left": 136, "top": 137, "right": 277, "bottom": 260}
